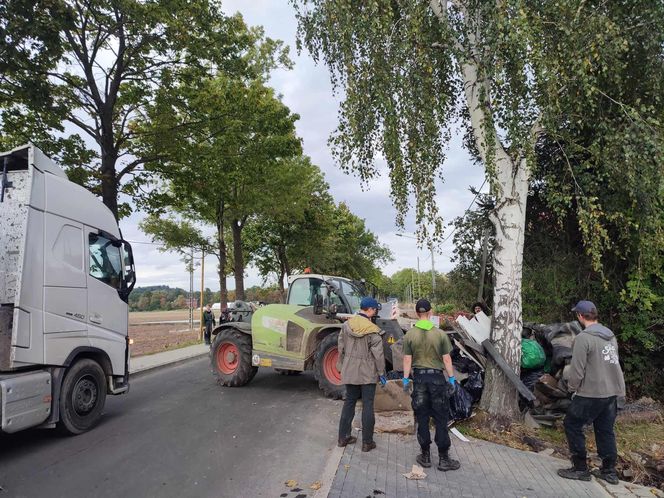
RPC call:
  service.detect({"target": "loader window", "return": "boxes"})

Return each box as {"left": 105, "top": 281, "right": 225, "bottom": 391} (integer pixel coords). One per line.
{"left": 287, "top": 277, "right": 344, "bottom": 309}
{"left": 89, "top": 233, "right": 123, "bottom": 290}
{"left": 340, "top": 280, "right": 362, "bottom": 314}
{"left": 288, "top": 278, "right": 314, "bottom": 306}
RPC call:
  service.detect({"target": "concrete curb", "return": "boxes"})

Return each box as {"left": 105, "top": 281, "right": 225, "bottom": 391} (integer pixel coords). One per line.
{"left": 129, "top": 345, "right": 210, "bottom": 377}
{"left": 315, "top": 444, "right": 345, "bottom": 497}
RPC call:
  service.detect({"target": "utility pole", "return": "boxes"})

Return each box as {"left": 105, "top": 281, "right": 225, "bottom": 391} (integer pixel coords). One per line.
{"left": 199, "top": 250, "right": 205, "bottom": 341}
{"left": 477, "top": 227, "right": 490, "bottom": 302}
{"left": 417, "top": 256, "right": 421, "bottom": 298}
{"left": 430, "top": 243, "right": 435, "bottom": 295}
{"left": 189, "top": 248, "right": 194, "bottom": 330}
{"left": 411, "top": 269, "right": 415, "bottom": 300}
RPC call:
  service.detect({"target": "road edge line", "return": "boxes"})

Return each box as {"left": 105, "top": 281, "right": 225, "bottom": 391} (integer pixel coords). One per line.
{"left": 315, "top": 444, "right": 344, "bottom": 497}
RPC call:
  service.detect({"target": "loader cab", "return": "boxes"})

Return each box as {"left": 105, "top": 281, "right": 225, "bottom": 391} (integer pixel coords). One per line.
{"left": 286, "top": 275, "right": 363, "bottom": 315}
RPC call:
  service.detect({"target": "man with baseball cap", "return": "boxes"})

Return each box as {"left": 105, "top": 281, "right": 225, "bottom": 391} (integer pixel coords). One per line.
{"left": 336, "top": 296, "right": 386, "bottom": 453}
{"left": 402, "top": 298, "right": 460, "bottom": 471}
{"left": 558, "top": 300, "right": 625, "bottom": 485}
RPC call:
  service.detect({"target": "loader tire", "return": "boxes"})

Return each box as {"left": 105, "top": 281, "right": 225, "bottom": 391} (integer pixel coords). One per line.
{"left": 314, "top": 332, "right": 344, "bottom": 400}
{"left": 57, "top": 359, "right": 107, "bottom": 435}
{"left": 211, "top": 328, "right": 257, "bottom": 387}
{"left": 275, "top": 369, "right": 302, "bottom": 376}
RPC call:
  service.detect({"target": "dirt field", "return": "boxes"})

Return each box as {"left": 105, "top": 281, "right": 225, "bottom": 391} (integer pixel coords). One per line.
{"left": 129, "top": 309, "right": 198, "bottom": 324}
{"left": 129, "top": 309, "right": 203, "bottom": 357}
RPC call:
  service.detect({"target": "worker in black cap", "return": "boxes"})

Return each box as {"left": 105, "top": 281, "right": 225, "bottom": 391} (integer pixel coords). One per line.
{"left": 557, "top": 300, "right": 625, "bottom": 485}
{"left": 402, "top": 298, "right": 460, "bottom": 471}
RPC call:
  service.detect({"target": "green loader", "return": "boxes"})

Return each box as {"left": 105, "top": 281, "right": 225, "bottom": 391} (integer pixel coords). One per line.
{"left": 209, "top": 274, "right": 404, "bottom": 398}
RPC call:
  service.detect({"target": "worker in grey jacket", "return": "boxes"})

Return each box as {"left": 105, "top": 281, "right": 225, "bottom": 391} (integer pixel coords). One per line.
{"left": 558, "top": 300, "right": 625, "bottom": 485}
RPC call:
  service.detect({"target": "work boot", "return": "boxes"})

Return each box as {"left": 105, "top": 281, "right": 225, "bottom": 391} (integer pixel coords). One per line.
{"left": 557, "top": 457, "right": 591, "bottom": 481}
{"left": 337, "top": 436, "right": 357, "bottom": 447}
{"left": 591, "top": 468, "right": 619, "bottom": 485}
{"left": 437, "top": 453, "right": 461, "bottom": 471}
{"left": 361, "top": 441, "right": 377, "bottom": 452}
{"left": 416, "top": 448, "right": 432, "bottom": 468}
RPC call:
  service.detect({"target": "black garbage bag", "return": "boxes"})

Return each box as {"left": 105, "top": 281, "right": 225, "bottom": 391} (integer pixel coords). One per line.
{"left": 521, "top": 368, "right": 544, "bottom": 392}
{"left": 449, "top": 384, "right": 474, "bottom": 421}
{"left": 462, "top": 371, "right": 484, "bottom": 403}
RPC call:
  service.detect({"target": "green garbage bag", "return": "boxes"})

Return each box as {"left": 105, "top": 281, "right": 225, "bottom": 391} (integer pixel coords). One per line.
{"left": 521, "top": 338, "right": 546, "bottom": 369}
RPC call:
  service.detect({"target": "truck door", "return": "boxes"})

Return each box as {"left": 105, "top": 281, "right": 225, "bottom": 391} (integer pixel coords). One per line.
{"left": 86, "top": 230, "right": 127, "bottom": 374}
{"left": 42, "top": 214, "right": 88, "bottom": 363}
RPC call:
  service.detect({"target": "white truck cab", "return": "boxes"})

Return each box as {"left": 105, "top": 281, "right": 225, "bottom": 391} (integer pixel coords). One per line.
{"left": 0, "top": 144, "right": 135, "bottom": 434}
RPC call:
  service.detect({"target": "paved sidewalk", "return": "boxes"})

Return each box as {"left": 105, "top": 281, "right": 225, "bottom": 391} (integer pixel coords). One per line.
{"left": 329, "top": 431, "right": 662, "bottom": 498}
{"left": 129, "top": 343, "right": 209, "bottom": 375}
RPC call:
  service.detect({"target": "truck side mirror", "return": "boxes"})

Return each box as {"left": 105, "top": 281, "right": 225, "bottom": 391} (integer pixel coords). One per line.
{"left": 118, "top": 240, "right": 136, "bottom": 302}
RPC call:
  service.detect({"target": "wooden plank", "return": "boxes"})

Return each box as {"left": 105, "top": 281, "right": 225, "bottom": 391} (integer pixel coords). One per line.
{"left": 474, "top": 310, "right": 492, "bottom": 334}
{"left": 460, "top": 336, "right": 485, "bottom": 355}
{"left": 456, "top": 315, "right": 491, "bottom": 344}
{"left": 481, "top": 339, "right": 537, "bottom": 403}
{"left": 452, "top": 338, "right": 485, "bottom": 371}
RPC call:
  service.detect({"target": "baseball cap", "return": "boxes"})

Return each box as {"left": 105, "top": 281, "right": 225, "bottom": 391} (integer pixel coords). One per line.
{"left": 415, "top": 299, "right": 432, "bottom": 313}
{"left": 360, "top": 297, "right": 379, "bottom": 310}
{"left": 571, "top": 300, "right": 597, "bottom": 314}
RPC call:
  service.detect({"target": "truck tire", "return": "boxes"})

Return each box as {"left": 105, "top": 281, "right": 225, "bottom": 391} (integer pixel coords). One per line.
{"left": 57, "top": 359, "right": 107, "bottom": 435}
{"left": 211, "top": 328, "right": 257, "bottom": 387}
{"left": 275, "top": 369, "right": 301, "bottom": 376}
{"left": 314, "top": 332, "right": 344, "bottom": 399}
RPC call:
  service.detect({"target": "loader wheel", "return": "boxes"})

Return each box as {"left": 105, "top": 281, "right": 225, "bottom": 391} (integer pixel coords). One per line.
{"left": 211, "top": 329, "right": 257, "bottom": 387}
{"left": 275, "top": 369, "right": 302, "bottom": 376}
{"left": 314, "top": 332, "right": 344, "bottom": 399}
{"left": 57, "top": 359, "right": 107, "bottom": 435}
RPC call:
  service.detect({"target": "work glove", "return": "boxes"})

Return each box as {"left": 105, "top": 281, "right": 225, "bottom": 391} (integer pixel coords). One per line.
{"left": 402, "top": 377, "right": 412, "bottom": 393}
{"left": 379, "top": 375, "right": 387, "bottom": 387}
{"left": 447, "top": 376, "right": 458, "bottom": 396}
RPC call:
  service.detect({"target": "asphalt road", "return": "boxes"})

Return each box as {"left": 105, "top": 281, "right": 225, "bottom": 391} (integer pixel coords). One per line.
{"left": 0, "top": 357, "right": 342, "bottom": 498}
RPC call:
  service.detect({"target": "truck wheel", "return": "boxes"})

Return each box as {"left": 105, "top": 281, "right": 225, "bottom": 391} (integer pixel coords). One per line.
{"left": 314, "top": 332, "right": 344, "bottom": 399}
{"left": 211, "top": 329, "right": 257, "bottom": 387}
{"left": 275, "top": 369, "right": 301, "bottom": 376}
{"left": 57, "top": 359, "right": 107, "bottom": 435}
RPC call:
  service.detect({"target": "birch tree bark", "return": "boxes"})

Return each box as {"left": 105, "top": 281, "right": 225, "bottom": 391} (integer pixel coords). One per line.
{"left": 431, "top": 0, "right": 534, "bottom": 418}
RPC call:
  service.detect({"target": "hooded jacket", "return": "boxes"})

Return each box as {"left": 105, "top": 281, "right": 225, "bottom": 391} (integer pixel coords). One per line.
{"left": 568, "top": 323, "right": 626, "bottom": 398}
{"left": 336, "top": 314, "right": 386, "bottom": 385}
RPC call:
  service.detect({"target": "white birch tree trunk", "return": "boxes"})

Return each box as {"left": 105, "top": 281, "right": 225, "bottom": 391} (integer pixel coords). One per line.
{"left": 430, "top": 0, "right": 532, "bottom": 420}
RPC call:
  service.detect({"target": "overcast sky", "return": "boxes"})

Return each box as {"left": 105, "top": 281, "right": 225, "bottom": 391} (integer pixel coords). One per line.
{"left": 119, "top": 1, "right": 487, "bottom": 292}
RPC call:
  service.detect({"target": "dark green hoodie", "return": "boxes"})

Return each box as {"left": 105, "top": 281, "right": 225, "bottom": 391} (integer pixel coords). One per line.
{"left": 568, "top": 323, "right": 626, "bottom": 398}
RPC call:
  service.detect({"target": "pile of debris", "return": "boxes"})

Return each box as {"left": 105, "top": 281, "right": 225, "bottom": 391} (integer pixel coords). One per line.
{"left": 523, "top": 321, "right": 583, "bottom": 427}
{"left": 391, "top": 311, "right": 586, "bottom": 424}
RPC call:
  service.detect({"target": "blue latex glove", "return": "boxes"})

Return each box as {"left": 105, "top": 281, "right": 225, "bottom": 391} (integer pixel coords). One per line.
{"left": 379, "top": 375, "right": 387, "bottom": 387}
{"left": 402, "top": 377, "right": 411, "bottom": 392}
{"left": 448, "top": 376, "right": 456, "bottom": 386}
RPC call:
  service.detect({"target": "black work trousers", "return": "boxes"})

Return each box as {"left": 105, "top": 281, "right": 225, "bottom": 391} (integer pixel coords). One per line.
{"left": 204, "top": 323, "right": 213, "bottom": 344}
{"left": 564, "top": 395, "right": 618, "bottom": 470}
{"left": 411, "top": 381, "right": 451, "bottom": 455}
{"left": 338, "top": 384, "right": 377, "bottom": 444}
